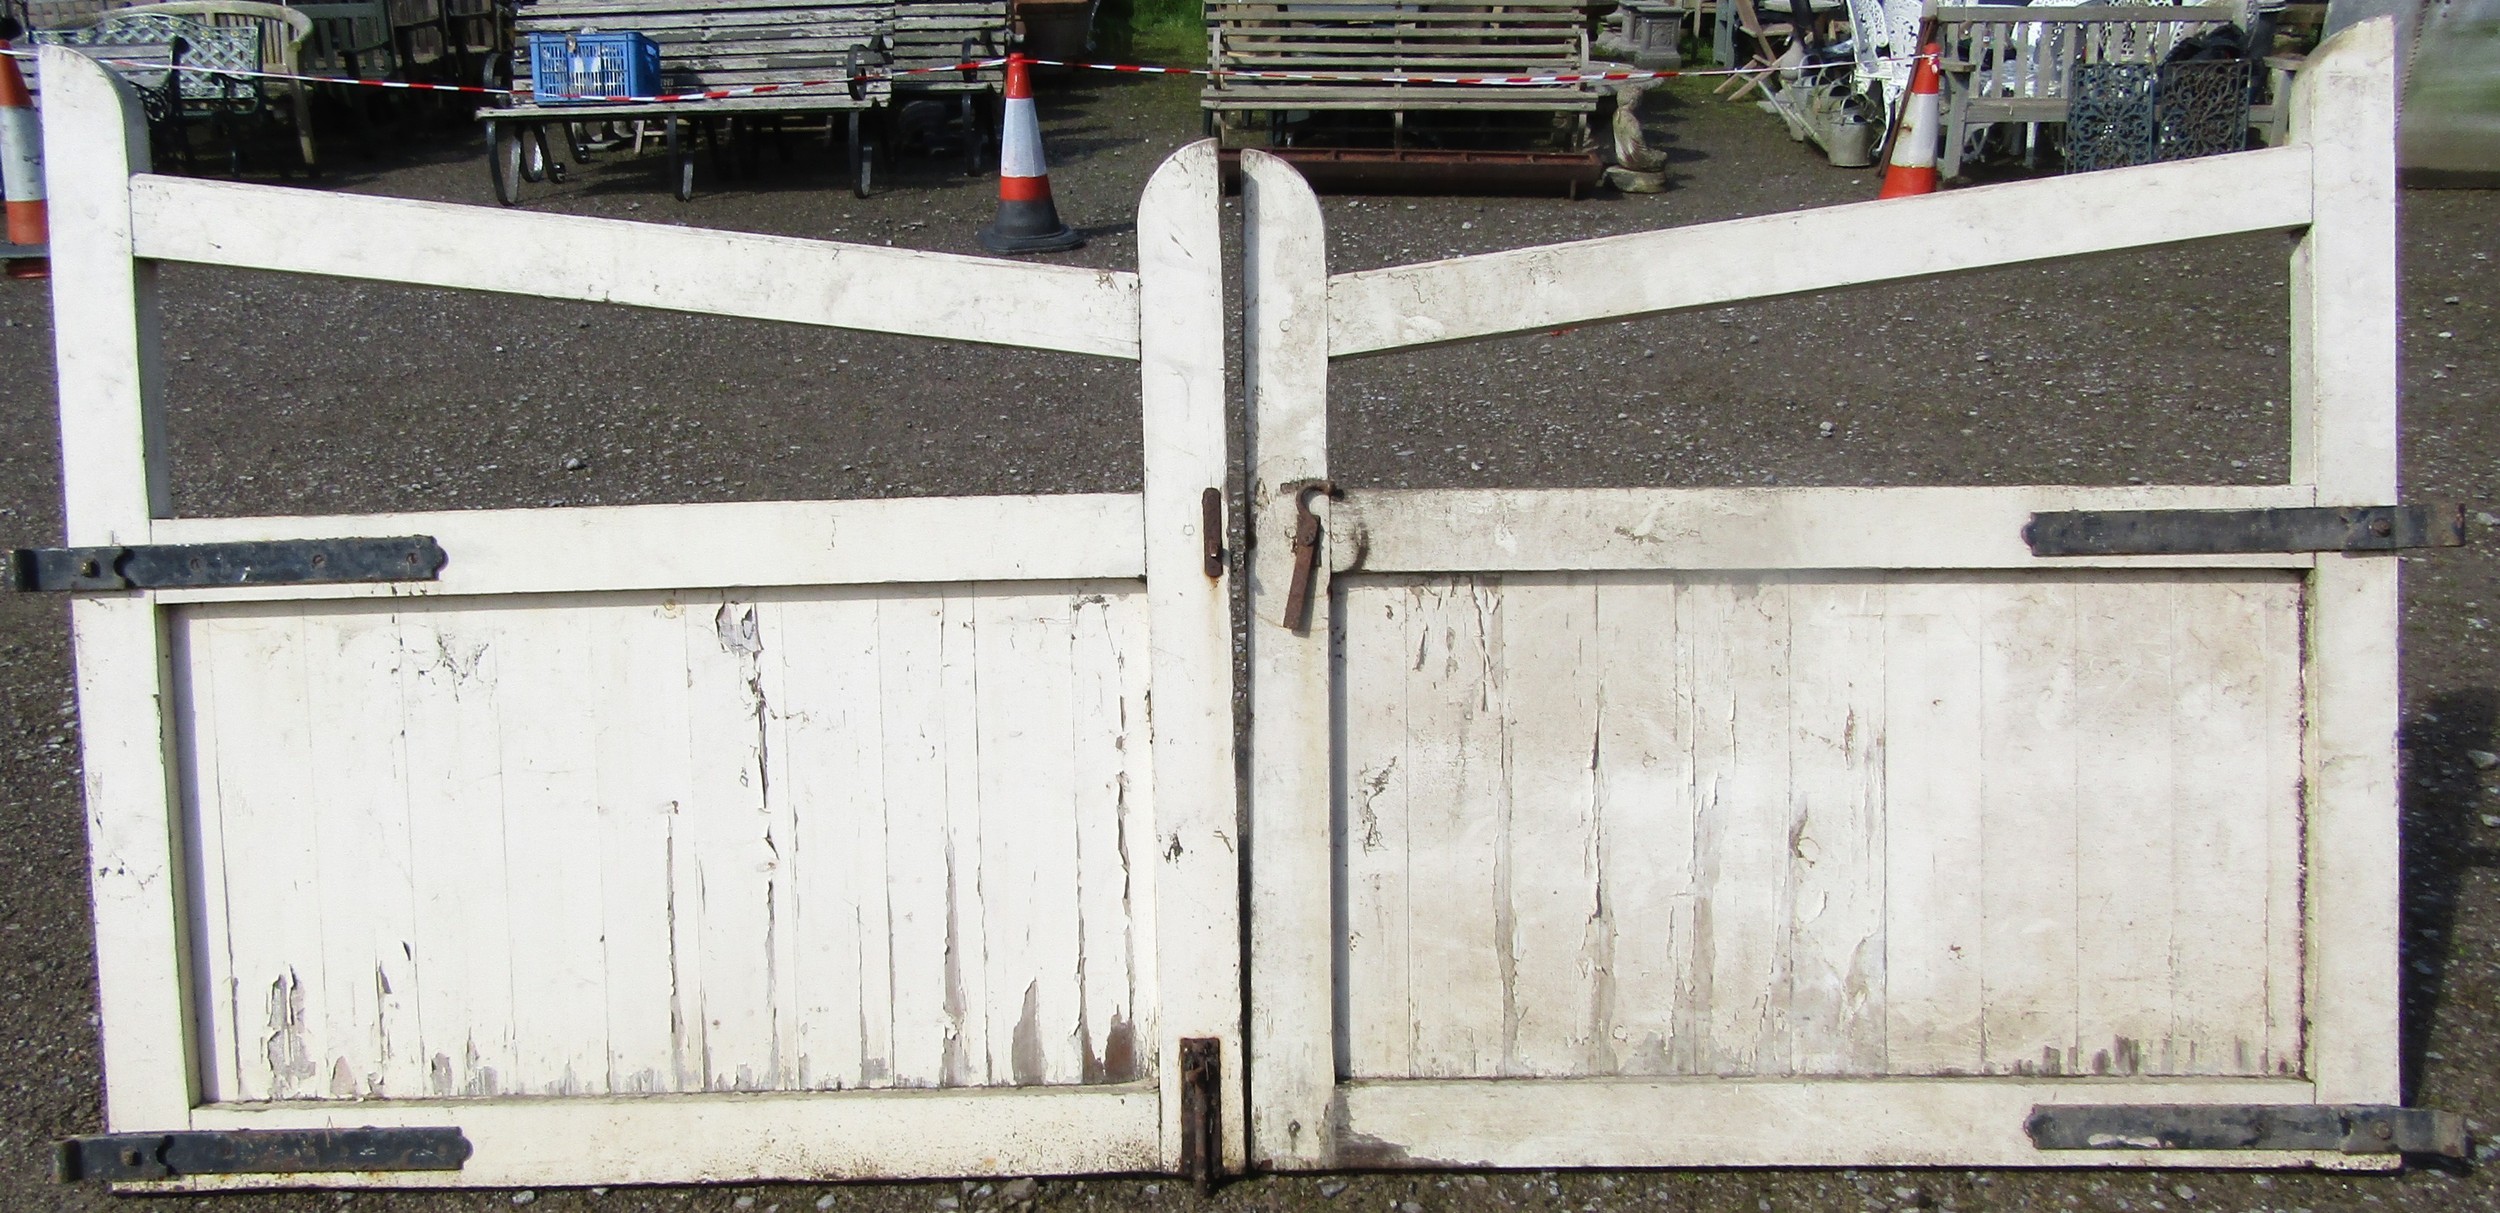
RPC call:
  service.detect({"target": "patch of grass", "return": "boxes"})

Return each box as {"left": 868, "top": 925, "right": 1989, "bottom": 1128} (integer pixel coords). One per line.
{"left": 1094, "top": 0, "right": 1207, "bottom": 68}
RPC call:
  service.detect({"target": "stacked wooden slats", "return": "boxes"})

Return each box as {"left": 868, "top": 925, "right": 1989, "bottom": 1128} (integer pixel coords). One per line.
{"left": 890, "top": 0, "right": 1008, "bottom": 94}
{"left": 512, "top": 0, "right": 895, "bottom": 107}
{"left": 1203, "top": 0, "right": 1597, "bottom": 113}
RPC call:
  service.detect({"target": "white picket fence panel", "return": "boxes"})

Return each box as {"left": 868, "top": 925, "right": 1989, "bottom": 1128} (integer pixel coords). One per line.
{"left": 44, "top": 45, "right": 1243, "bottom": 1190}
{"left": 1241, "top": 19, "right": 2404, "bottom": 1171}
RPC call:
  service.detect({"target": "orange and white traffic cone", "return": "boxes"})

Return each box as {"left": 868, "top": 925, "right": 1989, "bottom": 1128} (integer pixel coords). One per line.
{"left": 977, "top": 52, "right": 1081, "bottom": 255}
{"left": 0, "top": 41, "right": 45, "bottom": 280}
{"left": 1877, "top": 43, "right": 1942, "bottom": 199}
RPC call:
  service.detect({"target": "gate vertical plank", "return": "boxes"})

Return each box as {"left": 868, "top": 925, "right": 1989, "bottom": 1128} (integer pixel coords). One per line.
{"left": 1072, "top": 593, "right": 1147, "bottom": 1084}
{"left": 169, "top": 620, "right": 237, "bottom": 1103}
{"left": 1687, "top": 579, "right": 1794, "bottom": 1075}
{"left": 592, "top": 599, "right": 697, "bottom": 1094}
{"left": 1592, "top": 580, "right": 1698, "bottom": 1075}
{"left": 44, "top": 46, "right": 191, "bottom": 1129}
{"left": 300, "top": 609, "right": 423, "bottom": 1099}
{"left": 2072, "top": 580, "right": 2176, "bottom": 1076}
{"left": 2288, "top": 17, "right": 2401, "bottom": 1108}
{"left": 2261, "top": 585, "right": 2307, "bottom": 1075}
{"left": 1881, "top": 582, "right": 1988, "bottom": 1074}
{"left": 1405, "top": 578, "right": 1508, "bottom": 1077}
{"left": 193, "top": 610, "right": 323, "bottom": 1102}
{"left": 1241, "top": 148, "right": 1338, "bottom": 1167}
{"left": 766, "top": 596, "right": 889, "bottom": 1089}
{"left": 1498, "top": 581, "right": 1605, "bottom": 1075}
{"left": 1978, "top": 584, "right": 2081, "bottom": 1075}
{"left": 939, "top": 589, "right": 995, "bottom": 1085}
{"left": 1341, "top": 586, "right": 1415, "bottom": 1080}
{"left": 878, "top": 591, "right": 959, "bottom": 1088}
{"left": 1137, "top": 140, "right": 1244, "bottom": 1170}
{"left": 494, "top": 606, "right": 611, "bottom": 1096}
{"left": 2168, "top": 579, "right": 2290, "bottom": 1075}
{"left": 681, "top": 596, "right": 785, "bottom": 1090}
{"left": 1784, "top": 581, "right": 1887, "bottom": 1076}
{"left": 974, "top": 594, "right": 1085, "bottom": 1085}
{"left": 398, "top": 608, "right": 520, "bottom": 1097}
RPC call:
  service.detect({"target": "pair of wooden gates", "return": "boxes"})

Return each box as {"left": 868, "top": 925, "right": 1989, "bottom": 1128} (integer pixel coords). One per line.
{"left": 29, "top": 21, "right": 2456, "bottom": 1192}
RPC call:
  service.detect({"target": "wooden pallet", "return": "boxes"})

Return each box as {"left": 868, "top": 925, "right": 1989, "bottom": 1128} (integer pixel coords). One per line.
{"left": 1204, "top": 0, "right": 1598, "bottom": 114}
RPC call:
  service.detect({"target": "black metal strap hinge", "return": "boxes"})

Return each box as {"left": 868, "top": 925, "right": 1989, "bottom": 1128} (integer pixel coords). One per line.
{"left": 2025, "top": 504, "right": 2466, "bottom": 558}
{"left": 56, "top": 1127, "right": 473, "bottom": 1183}
{"left": 2027, "top": 1104, "right": 2471, "bottom": 1159}
{"left": 9, "top": 536, "right": 447, "bottom": 593}
{"left": 1178, "top": 1036, "right": 1223, "bottom": 1193}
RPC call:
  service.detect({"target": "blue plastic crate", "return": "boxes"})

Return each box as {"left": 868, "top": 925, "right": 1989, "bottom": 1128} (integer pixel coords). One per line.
{"left": 527, "top": 31, "right": 661, "bottom": 103}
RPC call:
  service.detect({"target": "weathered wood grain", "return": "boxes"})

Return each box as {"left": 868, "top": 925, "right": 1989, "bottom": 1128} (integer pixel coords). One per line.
{"left": 2291, "top": 16, "right": 2402, "bottom": 1107}
{"left": 183, "top": 585, "right": 1158, "bottom": 1100}
{"left": 44, "top": 46, "right": 193, "bottom": 1132}
{"left": 1331, "top": 572, "right": 2302, "bottom": 1081}
{"left": 1241, "top": 148, "right": 1339, "bottom": 1168}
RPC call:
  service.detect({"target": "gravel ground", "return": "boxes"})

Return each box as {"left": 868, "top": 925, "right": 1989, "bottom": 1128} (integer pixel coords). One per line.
{"left": 1, "top": 72, "right": 2495, "bottom": 1213}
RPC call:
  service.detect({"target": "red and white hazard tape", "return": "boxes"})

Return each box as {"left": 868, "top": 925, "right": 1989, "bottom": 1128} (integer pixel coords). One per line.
{"left": 2, "top": 46, "right": 1905, "bottom": 104}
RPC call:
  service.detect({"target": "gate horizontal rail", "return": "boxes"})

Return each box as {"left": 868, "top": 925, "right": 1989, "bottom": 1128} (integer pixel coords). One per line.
{"left": 1327, "top": 145, "right": 2314, "bottom": 356}
{"left": 127, "top": 176, "right": 1141, "bottom": 359}
{"left": 143, "top": 495, "right": 1147, "bottom": 603}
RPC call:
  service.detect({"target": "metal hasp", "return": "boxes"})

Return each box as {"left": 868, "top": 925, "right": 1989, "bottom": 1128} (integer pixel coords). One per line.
{"left": 56, "top": 1127, "right": 474, "bottom": 1182}
{"left": 9, "top": 536, "right": 448, "bottom": 592}
{"left": 2026, "top": 1104, "right": 2472, "bottom": 1159}
{"left": 2024, "top": 504, "right": 2466, "bottom": 557}
{"left": 1178, "top": 1036, "right": 1222, "bottom": 1193}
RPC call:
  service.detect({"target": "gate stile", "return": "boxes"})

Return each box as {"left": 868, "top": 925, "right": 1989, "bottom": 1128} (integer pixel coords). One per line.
{"left": 44, "top": 43, "right": 1242, "bottom": 1189}
{"left": 1244, "top": 20, "right": 2416, "bottom": 1170}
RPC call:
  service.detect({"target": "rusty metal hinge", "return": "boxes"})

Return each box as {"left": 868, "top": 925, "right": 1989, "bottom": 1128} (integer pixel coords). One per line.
{"left": 2025, "top": 504, "right": 2466, "bottom": 558}
{"left": 1178, "top": 1037, "right": 1223, "bottom": 1192}
{"left": 2026, "top": 1104, "right": 2471, "bottom": 1159}
{"left": 9, "top": 536, "right": 447, "bottom": 593}
{"left": 56, "top": 1127, "right": 473, "bottom": 1183}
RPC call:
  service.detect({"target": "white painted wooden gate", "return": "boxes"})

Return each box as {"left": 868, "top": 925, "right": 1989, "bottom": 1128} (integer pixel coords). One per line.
{"left": 42, "top": 48, "right": 1243, "bottom": 1189}
{"left": 1242, "top": 22, "right": 2410, "bottom": 1170}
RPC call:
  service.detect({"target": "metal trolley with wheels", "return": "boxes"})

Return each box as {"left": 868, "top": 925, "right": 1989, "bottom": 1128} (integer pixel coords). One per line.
{"left": 483, "top": 0, "right": 895, "bottom": 204}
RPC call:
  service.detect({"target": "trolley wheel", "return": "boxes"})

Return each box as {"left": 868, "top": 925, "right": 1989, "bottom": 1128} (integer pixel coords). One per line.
{"left": 520, "top": 123, "right": 549, "bottom": 183}
{"left": 488, "top": 120, "right": 524, "bottom": 206}
{"left": 666, "top": 116, "right": 696, "bottom": 202}
{"left": 849, "top": 111, "right": 873, "bottom": 198}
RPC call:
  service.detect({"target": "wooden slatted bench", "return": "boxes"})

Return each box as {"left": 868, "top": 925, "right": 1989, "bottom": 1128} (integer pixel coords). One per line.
{"left": 1933, "top": 4, "right": 2243, "bottom": 178}
{"left": 887, "top": 0, "right": 1008, "bottom": 170}
{"left": 1202, "top": 0, "right": 1599, "bottom": 117}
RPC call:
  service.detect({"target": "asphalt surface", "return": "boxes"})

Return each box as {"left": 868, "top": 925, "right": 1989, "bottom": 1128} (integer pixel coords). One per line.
{"left": 1, "top": 71, "right": 2496, "bottom": 1213}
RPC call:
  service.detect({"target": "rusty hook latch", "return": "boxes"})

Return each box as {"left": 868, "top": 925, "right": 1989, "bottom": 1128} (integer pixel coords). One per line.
{"left": 1281, "top": 480, "right": 1339, "bottom": 633}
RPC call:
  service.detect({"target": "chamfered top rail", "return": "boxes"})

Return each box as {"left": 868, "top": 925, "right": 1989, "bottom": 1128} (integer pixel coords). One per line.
{"left": 127, "top": 176, "right": 1143, "bottom": 360}
{"left": 1326, "top": 144, "right": 2315, "bottom": 357}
